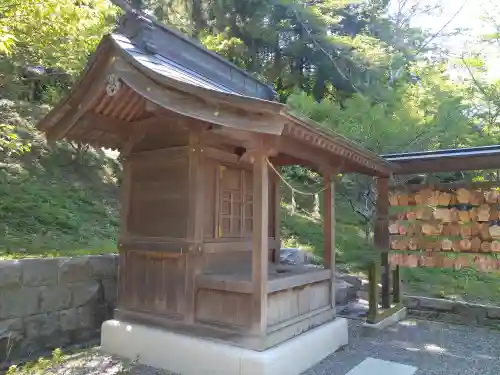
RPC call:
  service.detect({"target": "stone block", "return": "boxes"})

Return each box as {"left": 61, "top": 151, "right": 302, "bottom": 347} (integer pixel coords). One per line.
{"left": 0, "top": 287, "right": 40, "bottom": 319}
{"left": 0, "top": 260, "right": 22, "bottom": 287}
{"left": 77, "top": 305, "right": 99, "bottom": 329}
{"left": 59, "top": 308, "right": 80, "bottom": 331}
{"left": 338, "top": 274, "right": 363, "bottom": 289}
{"left": 453, "top": 303, "right": 487, "bottom": 323}
{"left": 23, "top": 312, "right": 60, "bottom": 338}
{"left": 102, "top": 279, "right": 117, "bottom": 306}
{"left": 89, "top": 255, "right": 117, "bottom": 279}
{"left": 486, "top": 306, "right": 500, "bottom": 319}
{"left": 402, "top": 296, "right": 420, "bottom": 309}
{"left": 71, "top": 280, "right": 102, "bottom": 307}
{"left": 0, "top": 318, "right": 23, "bottom": 363}
{"left": 416, "top": 297, "right": 455, "bottom": 311}
{"left": 22, "top": 258, "right": 59, "bottom": 286}
{"left": 39, "top": 285, "right": 72, "bottom": 313}
{"left": 335, "top": 280, "right": 357, "bottom": 306}
{"left": 434, "top": 312, "right": 468, "bottom": 325}
{"left": 58, "top": 257, "right": 93, "bottom": 284}
{"left": 0, "top": 318, "right": 23, "bottom": 341}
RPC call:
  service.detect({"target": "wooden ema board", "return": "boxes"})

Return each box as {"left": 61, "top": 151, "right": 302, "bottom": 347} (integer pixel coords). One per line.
{"left": 388, "top": 184, "right": 500, "bottom": 270}
{"left": 389, "top": 252, "right": 500, "bottom": 272}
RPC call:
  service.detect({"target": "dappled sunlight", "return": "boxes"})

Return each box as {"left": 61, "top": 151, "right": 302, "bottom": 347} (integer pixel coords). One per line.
{"left": 424, "top": 343, "right": 447, "bottom": 354}
{"left": 363, "top": 319, "right": 500, "bottom": 366}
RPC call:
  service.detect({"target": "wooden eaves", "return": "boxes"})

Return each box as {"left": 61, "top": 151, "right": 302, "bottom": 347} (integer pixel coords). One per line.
{"left": 383, "top": 145, "right": 500, "bottom": 174}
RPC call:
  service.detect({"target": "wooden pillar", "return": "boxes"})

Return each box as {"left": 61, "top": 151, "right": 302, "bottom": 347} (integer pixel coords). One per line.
{"left": 392, "top": 266, "right": 401, "bottom": 304}
{"left": 118, "top": 157, "right": 132, "bottom": 246}
{"left": 273, "top": 173, "right": 281, "bottom": 263}
{"left": 185, "top": 133, "right": 204, "bottom": 323}
{"left": 375, "top": 177, "right": 390, "bottom": 309}
{"left": 323, "top": 172, "right": 335, "bottom": 308}
{"left": 252, "top": 151, "right": 269, "bottom": 333}
{"left": 117, "top": 146, "right": 133, "bottom": 307}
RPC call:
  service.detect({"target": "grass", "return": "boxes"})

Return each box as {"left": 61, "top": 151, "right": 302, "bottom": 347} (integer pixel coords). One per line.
{"left": 5, "top": 347, "right": 136, "bottom": 375}
{"left": 0, "top": 100, "right": 120, "bottom": 259}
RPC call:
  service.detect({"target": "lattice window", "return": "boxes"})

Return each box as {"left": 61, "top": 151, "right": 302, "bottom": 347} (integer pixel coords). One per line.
{"left": 217, "top": 166, "right": 253, "bottom": 238}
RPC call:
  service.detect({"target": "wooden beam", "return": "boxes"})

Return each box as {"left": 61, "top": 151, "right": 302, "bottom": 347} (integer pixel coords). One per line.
{"left": 267, "top": 269, "right": 331, "bottom": 293}
{"left": 323, "top": 172, "right": 336, "bottom": 308}
{"left": 251, "top": 151, "right": 269, "bottom": 334}
{"left": 277, "top": 136, "right": 337, "bottom": 172}
{"left": 375, "top": 177, "right": 390, "bottom": 309}
{"left": 128, "top": 146, "right": 190, "bottom": 164}
{"left": 202, "top": 147, "right": 240, "bottom": 164}
{"left": 46, "top": 70, "right": 111, "bottom": 141}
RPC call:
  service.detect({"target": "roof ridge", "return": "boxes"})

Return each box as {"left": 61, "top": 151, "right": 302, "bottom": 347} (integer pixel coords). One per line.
{"left": 109, "top": 0, "right": 277, "bottom": 101}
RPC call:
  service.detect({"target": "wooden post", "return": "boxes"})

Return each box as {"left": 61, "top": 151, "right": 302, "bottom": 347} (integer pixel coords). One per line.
{"left": 367, "top": 262, "right": 379, "bottom": 323}
{"left": 375, "top": 177, "right": 390, "bottom": 309}
{"left": 117, "top": 143, "right": 133, "bottom": 307}
{"left": 118, "top": 157, "right": 132, "bottom": 246}
{"left": 392, "top": 266, "right": 401, "bottom": 304}
{"left": 185, "top": 133, "right": 204, "bottom": 324}
{"left": 323, "top": 172, "right": 335, "bottom": 308}
{"left": 252, "top": 151, "right": 269, "bottom": 334}
{"left": 273, "top": 173, "right": 281, "bottom": 263}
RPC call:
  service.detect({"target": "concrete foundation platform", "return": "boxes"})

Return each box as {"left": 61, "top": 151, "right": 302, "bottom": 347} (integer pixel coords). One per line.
{"left": 101, "top": 318, "right": 349, "bottom": 375}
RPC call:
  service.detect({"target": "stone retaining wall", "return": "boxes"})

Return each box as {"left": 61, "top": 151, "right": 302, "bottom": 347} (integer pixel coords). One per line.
{"left": 0, "top": 255, "right": 118, "bottom": 364}
{"left": 403, "top": 295, "right": 500, "bottom": 328}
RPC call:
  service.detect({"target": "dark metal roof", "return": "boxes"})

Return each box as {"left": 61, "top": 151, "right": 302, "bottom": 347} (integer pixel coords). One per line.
{"left": 112, "top": 1, "right": 277, "bottom": 101}
{"left": 112, "top": 34, "right": 240, "bottom": 95}
{"left": 383, "top": 145, "right": 500, "bottom": 161}
{"left": 382, "top": 145, "right": 500, "bottom": 174}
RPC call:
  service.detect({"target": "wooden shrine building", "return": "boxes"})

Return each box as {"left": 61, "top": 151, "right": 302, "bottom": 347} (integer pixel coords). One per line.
{"left": 38, "top": 7, "right": 395, "bottom": 375}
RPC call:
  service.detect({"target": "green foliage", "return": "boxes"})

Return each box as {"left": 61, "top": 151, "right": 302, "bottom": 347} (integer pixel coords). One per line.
{"left": 200, "top": 31, "right": 248, "bottom": 68}
{"left": 0, "top": 124, "right": 30, "bottom": 155}
{"left": 1, "top": 0, "right": 119, "bottom": 74}
{"left": 0, "top": 100, "right": 119, "bottom": 259}
{"left": 0, "top": 0, "right": 120, "bottom": 104}
{"left": 7, "top": 348, "right": 64, "bottom": 375}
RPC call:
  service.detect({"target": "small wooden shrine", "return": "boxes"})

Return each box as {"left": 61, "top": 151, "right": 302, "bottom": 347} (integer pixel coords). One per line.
{"left": 38, "top": 7, "right": 394, "bottom": 372}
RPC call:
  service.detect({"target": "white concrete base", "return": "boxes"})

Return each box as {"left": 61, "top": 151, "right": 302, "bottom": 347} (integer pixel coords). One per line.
{"left": 362, "top": 307, "right": 407, "bottom": 331}
{"left": 346, "top": 358, "right": 417, "bottom": 375}
{"left": 101, "top": 318, "right": 348, "bottom": 375}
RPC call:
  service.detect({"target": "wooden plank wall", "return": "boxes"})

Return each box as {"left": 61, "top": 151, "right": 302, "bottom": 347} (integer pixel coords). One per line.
{"left": 127, "top": 151, "right": 189, "bottom": 238}
{"left": 195, "top": 289, "right": 252, "bottom": 328}
{"left": 118, "top": 250, "right": 186, "bottom": 317}
{"left": 266, "top": 280, "right": 330, "bottom": 327}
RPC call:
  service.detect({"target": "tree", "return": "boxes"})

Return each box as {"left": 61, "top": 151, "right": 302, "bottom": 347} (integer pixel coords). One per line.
{"left": 0, "top": 0, "right": 120, "bottom": 102}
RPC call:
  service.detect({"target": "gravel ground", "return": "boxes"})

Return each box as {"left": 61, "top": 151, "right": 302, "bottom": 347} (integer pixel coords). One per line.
{"left": 27, "top": 319, "right": 500, "bottom": 374}
{"left": 303, "top": 318, "right": 500, "bottom": 375}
